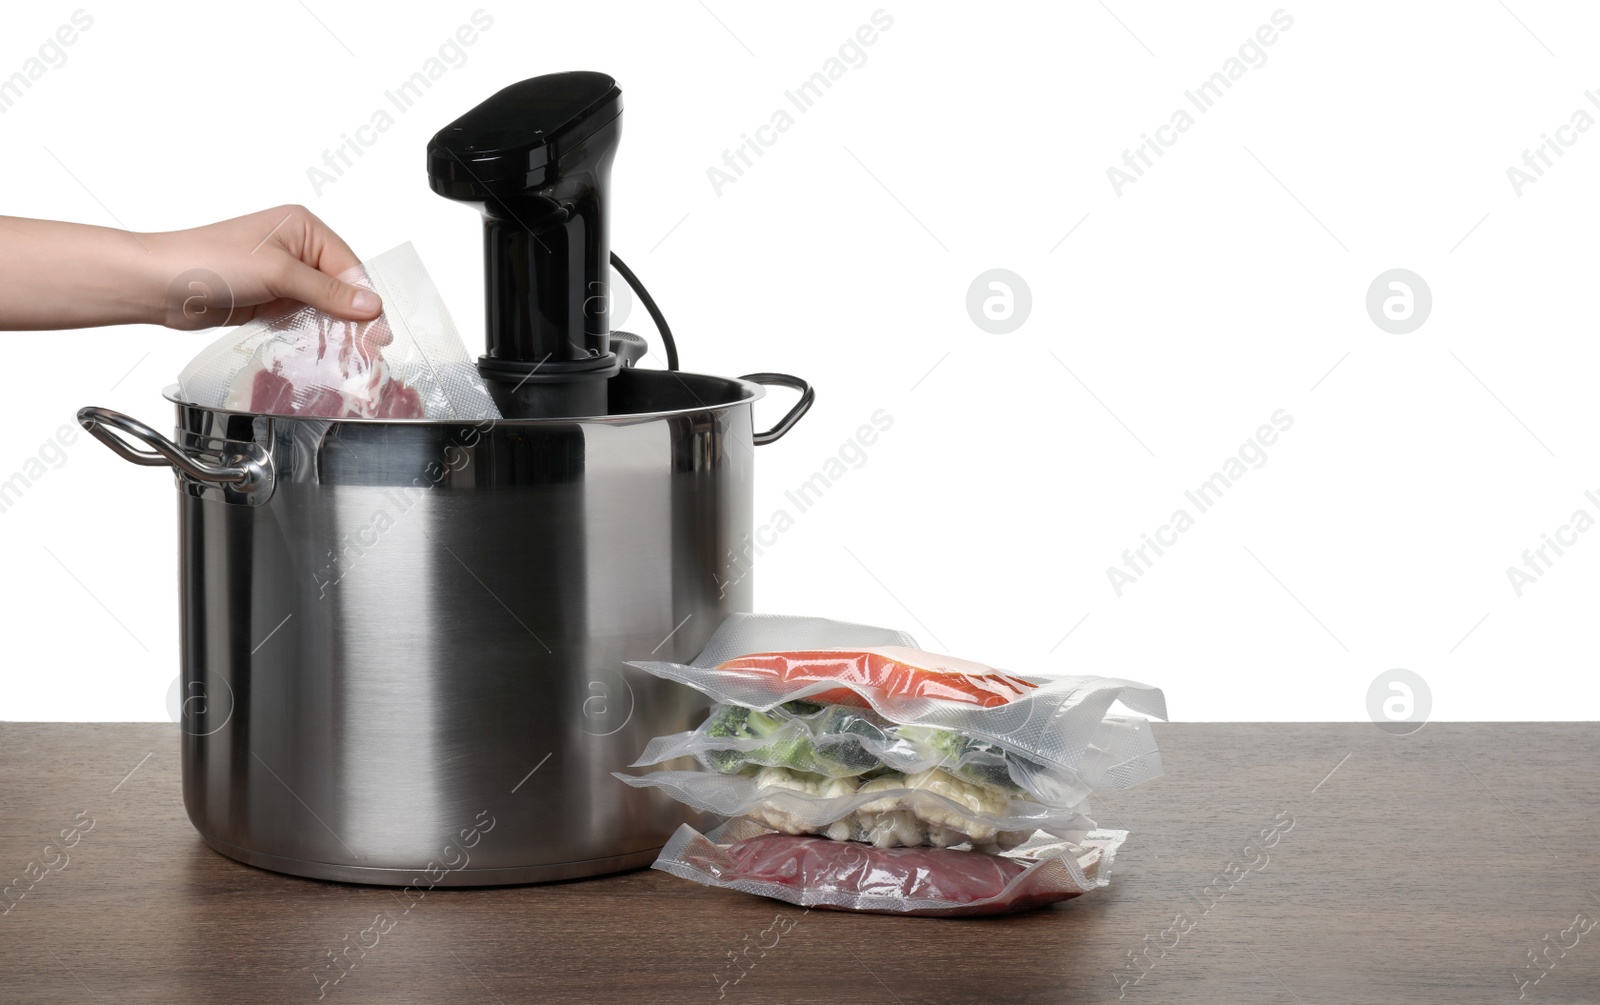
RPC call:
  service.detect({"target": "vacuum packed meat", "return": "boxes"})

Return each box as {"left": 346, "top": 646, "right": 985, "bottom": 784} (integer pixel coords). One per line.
{"left": 726, "top": 834, "right": 1061, "bottom": 911}
{"left": 228, "top": 314, "right": 425, "bottom": 419}
{"left": 652, "top": 825, "right": 1120, "bottom": 916}
{"left": 177, "top": 242, "right": 500, "bottom": 421}
{"left": 713, "top": 646, "right": 1038, "bottom": 708}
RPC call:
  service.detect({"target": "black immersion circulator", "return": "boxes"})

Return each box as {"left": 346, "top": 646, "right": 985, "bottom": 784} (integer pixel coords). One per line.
{"left": 427, "top": 71, "right": 623, "bottom": 418}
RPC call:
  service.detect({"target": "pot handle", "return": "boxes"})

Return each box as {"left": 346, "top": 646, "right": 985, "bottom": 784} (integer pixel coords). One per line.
{"left": 77, "top": 406, "right": 264, "bottom": 489}
{"left": 740, "top": 373, "right": 814, "bottom": 446}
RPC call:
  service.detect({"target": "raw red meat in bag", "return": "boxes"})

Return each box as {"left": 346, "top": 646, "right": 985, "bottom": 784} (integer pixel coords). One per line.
{"left": 177, "top": 242, "right": 500, "bottom": 422}
{"left": 652, "top": 824, "right": 1121, "bottom": 917}
{"left": 728, "top": 835, "right": 1069, "bottom": 912}
{"left": 231, "top": 313, "right": 425, "bottom": 419}
{"left": 713, "top": 646, "right": 1037, "bottom": 709}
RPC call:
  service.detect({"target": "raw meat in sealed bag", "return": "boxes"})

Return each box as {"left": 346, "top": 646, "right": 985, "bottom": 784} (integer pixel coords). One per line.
{"left": 177, "top": 242, "right": 499, "bottom": 422}
{"left": 729, "top": 835, "right": 1054, "bottom": 911}
{"left": 653, "top": 823, "right": 1124, "bottom": 917}
{"left": 230, "top": 313, "right": 424, "bottom": 419}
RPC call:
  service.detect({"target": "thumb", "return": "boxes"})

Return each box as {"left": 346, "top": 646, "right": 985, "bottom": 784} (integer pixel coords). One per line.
{"left": 274, "top": 259, "right": 383, "bottom": 320}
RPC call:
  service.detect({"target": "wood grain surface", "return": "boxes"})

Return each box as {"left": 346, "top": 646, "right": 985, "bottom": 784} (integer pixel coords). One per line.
{"left": 1, "top": 722, "right": 1596, "bottom": 1004}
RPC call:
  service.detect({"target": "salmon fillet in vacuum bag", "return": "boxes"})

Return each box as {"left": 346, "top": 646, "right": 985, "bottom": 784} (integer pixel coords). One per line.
{"left": 177, "top": 242, "right": 500, "bottom": 421}
{"left": 711, "top": 647, "right": 1039, "bottom": 708}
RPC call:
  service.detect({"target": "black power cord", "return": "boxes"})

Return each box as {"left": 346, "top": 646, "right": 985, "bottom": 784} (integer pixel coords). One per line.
{"left": 609, "top": 252, "right": 679, "bottom": 372}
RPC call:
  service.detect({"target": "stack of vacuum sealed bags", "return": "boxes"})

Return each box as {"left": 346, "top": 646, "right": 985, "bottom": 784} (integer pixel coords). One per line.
{"left": 617, "top": 616, "right": 1167, "bottom": 916}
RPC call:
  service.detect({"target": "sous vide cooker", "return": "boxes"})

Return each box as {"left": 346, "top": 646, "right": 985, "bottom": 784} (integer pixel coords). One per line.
{"left": 76, "top": 71, "right": 814, "bottom": 885}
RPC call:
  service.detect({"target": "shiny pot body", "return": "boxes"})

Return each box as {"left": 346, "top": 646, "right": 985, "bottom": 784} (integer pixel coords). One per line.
{"left": 91, "top": 368, "right": 800, "bottom": 886}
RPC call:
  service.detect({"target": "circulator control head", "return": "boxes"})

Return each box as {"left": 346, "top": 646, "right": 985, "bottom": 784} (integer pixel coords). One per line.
{"left": 428, "top": 71, "right": 623, "bottom": 417}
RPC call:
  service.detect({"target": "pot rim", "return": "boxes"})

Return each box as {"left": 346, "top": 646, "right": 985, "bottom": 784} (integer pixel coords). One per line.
{"left": 160, "top": 371, "right": 766, "bottom": 427}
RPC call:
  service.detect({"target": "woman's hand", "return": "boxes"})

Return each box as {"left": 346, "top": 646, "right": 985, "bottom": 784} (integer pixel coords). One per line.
{"left": 0, "top": 205, "right": 382, "bottom": 332}
{"left": 147, "top": 205, "right": 382, "bottom": 328}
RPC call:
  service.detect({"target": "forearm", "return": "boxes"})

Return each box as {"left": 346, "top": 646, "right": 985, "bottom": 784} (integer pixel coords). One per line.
{"left": 0, "top": 216, "right": 170, "bottom": 329}
{"left": 0, "top": 206, "right": 377, "bottom": 332}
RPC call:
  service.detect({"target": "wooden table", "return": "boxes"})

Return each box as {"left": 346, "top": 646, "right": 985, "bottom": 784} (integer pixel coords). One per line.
{"left": 1, "top": 722, "right": 1596, "bottom": 1004}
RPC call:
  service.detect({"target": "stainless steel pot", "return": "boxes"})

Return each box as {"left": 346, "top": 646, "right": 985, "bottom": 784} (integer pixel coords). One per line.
{"left": 77, "top": 367, "right": 812, "bottom": 885}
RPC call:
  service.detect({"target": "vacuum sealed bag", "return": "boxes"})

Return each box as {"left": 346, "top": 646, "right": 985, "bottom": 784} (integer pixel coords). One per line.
{"left": 653, "top": 819, "right": 1126, "bottom": 917}
{"left": 687, "top": 614, "right": 919, "bottom": 668}
{"left": 630, "top": 698, "right": 1160, "bottom": 807}
{"left": 628, "top": 651, "right": 1166, "bottom": 797}
{"left": 708, "top": 647, "right": 1039, "bottom": 708}
{"left": 615, "top": 765, "right": 1096, "bottom": 851}
{"left": 177, "top": 242, "right": 499, "bottom": 421}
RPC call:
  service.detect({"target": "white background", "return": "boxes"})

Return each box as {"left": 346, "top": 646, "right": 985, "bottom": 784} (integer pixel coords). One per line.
{"left": 1, "top": 1, "right": 1595, "bottom": 722}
